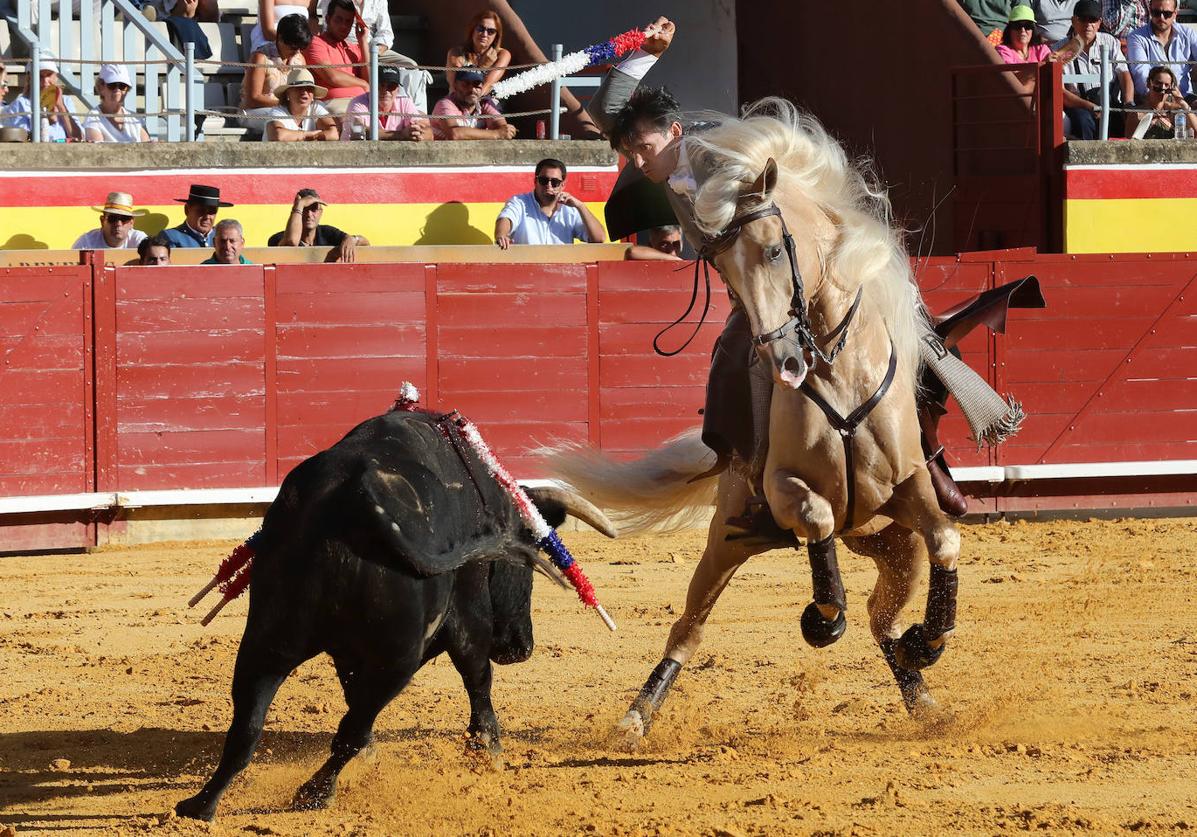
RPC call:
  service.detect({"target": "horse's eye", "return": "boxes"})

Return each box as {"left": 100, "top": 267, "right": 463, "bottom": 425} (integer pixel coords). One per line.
{"left": 767, "top": 244, "right": 784, "bottom": 262}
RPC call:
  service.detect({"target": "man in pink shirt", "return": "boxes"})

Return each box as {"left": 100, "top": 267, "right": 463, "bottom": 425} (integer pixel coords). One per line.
{"left": 304, "top": 0, "right": 367, "bottom": 106}
{"left": 431, "top": 68, "right": 517, "bottom": 140}
{"left": 341, "top": 64, "right": 430, "bottom": 140}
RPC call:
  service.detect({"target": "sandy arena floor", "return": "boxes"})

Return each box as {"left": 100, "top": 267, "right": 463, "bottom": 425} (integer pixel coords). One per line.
{"left": 1, "top": 517, "right": 1196, "bottom": 835}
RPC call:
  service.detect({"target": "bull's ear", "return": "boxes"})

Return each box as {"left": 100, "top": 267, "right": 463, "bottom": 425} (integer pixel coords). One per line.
{"left": 531, "top": 495, "right": 568, "bottom": 529}
{"left": 749, "top": 157, "right": 778, "bottom": 202}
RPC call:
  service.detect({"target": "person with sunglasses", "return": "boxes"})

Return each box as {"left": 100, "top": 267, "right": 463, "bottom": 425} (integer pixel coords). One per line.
{"left": 1051, "top": 0, "right": 1135, "bottom": 138}
{"left": 1127, "top": 64, "right": 1197, "bottom": 134}
{"left": 83, "top": 64, "right": 151, "bottom": 143}
{"left": 72, "top": 192, "right": 149, "bottom": 250}
{"left": 0, "top": 55, "right": 82, "bottom": 142}
{"left": 446, "top": 11, "right": 511, "bottom": 99}
{"left": 1128, "top": 0, "right": 1197, "bottom": 103}
{"left": 997, "top": 5, "right": 1052, "bottom": 63}
{"left": 494, "top": 158, "right": 605, "bottom": 249}
{"left": 432, "top": 67, "right": 516, "bottom": 139}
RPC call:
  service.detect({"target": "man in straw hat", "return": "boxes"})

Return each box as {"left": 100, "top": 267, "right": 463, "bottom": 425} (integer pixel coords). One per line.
{"left": 264, "top": 68, "right": 339, "bottom": 141}
{"left": 163, "top": 184, "right": 234, "bottom": 249}
{"left": 72, "top": 192, "right": 149, "bottom": 250}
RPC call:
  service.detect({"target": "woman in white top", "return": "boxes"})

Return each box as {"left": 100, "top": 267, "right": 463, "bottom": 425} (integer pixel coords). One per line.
{"left": 263, "top": 67, "right": 338, "bottom": 141}
{"left": 84, "top": 64, "right": 150, "bottom": 143}
{"left": 250, "top": 0, "right": 315, "bottom": 55}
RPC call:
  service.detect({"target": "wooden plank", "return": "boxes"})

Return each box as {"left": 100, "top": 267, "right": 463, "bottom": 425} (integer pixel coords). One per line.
{"left": 119, "top": 429, "right": 265, "bottom": 462}
{"left": 438, "top": 325, "right": 587, "bottom": 358}
{"left": 275, "top": 356, "right": 426, "bottom": 393}
{"left": 276, "top": 262, "right": 426, "bottom": 294}
{"left": 115, "top": 266, "right": 262, "bottom": 299}
{"left": 116, "top": 394, "right": 266, "bottom": 433}
{"left": 117, "top": 328, "right": 265, "bottom": 366}
{"left": 598, "top": 321, "right": 724, "bottom": 356}
{"left": 275, "top": 323, "right": 426, "bottom": 358}
{"left": 436, "top": 292, "right": 587, "bottom": 327}
{"left": 600, "top": 355, "right": 710, "bottom": 388}
{"left": 436, "top": 262, "right": 587, "bottom": 292}
{"left": 116, "top": 460, "right": 265, "bottom": 489}
{"left": 438, "top": 357, "right": 583, "bottom": 392}
{"left": 443, "top": 389, "right": 588, "bottom": 423}
{"left": 275, "top": 291, "right": 426, "bottom": 325}
{"left": 0, "top": 301, "right": 82, "bottom": 337}
{"left": 117, "top": 297, "right": 265, "bottom": 331}
{"left": 599, "top": 290, "right": 733, "bottom": 324}
{"left": 116, "top": 363, "right": 265, "bottom": 399}
{"left": 599, "top": 385, "right": 706, "bottom": 420}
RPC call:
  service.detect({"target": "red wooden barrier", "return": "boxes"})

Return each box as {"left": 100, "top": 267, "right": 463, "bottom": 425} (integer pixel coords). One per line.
{"left": 2, "top": 254, "right": 1194, "bottom": 550}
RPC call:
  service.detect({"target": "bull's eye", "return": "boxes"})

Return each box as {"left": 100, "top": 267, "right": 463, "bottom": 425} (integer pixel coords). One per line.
{"left": 766, "top": 244, "right": 784, "bottom": 262}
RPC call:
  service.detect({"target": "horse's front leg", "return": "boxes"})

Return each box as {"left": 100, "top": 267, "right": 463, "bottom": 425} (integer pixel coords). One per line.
{"left": 883, "top": 467, "right": 961, "bottom": 671}
{"left": 766, "top": 470, "right": 846, "bottom": 648}
{"left": 618, "top": 468, "right": 759, "bottom": 746}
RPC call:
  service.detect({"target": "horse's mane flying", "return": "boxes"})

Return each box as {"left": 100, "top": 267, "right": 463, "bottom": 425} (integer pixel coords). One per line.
{"left": 683, "top": 97, "right": 929, "bottom": 379}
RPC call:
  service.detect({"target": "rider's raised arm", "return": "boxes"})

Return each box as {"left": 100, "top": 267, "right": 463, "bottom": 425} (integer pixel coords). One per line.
{"left": 588, "top": 17, "right": 675, "bottom": 137}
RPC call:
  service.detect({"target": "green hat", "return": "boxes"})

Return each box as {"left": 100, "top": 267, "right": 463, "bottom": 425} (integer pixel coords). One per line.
{"left": 1009, "top": 5, "right": 1036, "bottom": 23}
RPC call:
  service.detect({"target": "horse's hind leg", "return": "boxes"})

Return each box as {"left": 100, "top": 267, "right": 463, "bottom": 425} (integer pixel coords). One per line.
{"left": 843, "top": 525, "right": 935, "bottom": 712}
{"left": 619, "top": 469, "right": 760, "bottom": 744}
{"left": 883, "top": 468, "right": 961, "bottom": 672}
{"left": 766, "top": 470, "right": 846, "bottom": 647}
{"left": 292, "top": 655, "right": 416, "bottom": 811}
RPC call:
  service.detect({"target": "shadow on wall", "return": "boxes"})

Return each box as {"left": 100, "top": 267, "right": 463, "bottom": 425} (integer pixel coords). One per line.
{"left": 1, "top": 234, "right": 48, "bottom": 250}
{"left": 414, "top": 201, "right": 493, "bottom": 245}
{"left": 134, "top": 213, "right": 171, "bottom": 236}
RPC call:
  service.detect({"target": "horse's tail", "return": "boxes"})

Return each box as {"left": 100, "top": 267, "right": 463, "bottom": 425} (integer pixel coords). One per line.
{"left": 537, "top": 429, "right": 720, "bottom": 535}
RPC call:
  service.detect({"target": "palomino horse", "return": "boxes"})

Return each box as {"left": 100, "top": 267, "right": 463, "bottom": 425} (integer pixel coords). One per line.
{"left": 546, "top": 100, "right": 961, "bottom": 744}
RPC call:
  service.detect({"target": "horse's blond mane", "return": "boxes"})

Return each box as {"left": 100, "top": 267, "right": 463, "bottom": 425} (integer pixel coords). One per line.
{"left": 685, "top": 98, "right": 928, "bottom": 377}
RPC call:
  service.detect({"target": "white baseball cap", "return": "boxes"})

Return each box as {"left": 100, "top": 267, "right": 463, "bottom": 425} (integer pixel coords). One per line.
{"left": 98, "top": 63, "right": 131, "bottom": 86}
{"left": 40, "top": 54, "right": 59, "bottom": 74}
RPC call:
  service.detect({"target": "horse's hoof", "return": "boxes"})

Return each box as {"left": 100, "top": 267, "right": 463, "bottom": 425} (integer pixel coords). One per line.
{"left": 800, "top": 601, "right": 846, "bottom": 648}
{"left": 894, "top": 623, "right": 945, "bottom": 670}
{"left": 175, "top": 795, "right": 217, "bottom": 822}
{"left": 465, "top": 728, "right": 502, "bottom": 758}
{"left": 614, "top": 709, "right": 645, "bottom": 752}
{"left": 291, "top": 782, "right": 335, "bottom": 812}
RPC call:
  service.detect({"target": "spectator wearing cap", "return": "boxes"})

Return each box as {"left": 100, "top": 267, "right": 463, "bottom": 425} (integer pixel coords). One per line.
{"left": 202, "top": 219, "right": 254, "bottom": 264}
{"left": 268, "top": 188, "right": 370, "bottom": 261}
{"left": 303, "top": 0, "right": 368, "bottom": 111}
{"left": 625, "top": 224, "right": 684, "bottom": 261}
{"left": 264, "top": 68, "right": 339, "bottom": 141}
{"left": 163, "top": 184, "right": 233, "bottom": 248}
{"left": 1127, "top": 0, "right": 1197, "bottom": 102}
{"left": 1030, "top": 0, "right": 1080, "bottom": 41}
{"left": 1102, "top": 0, "right": 1150, "bottom": 39}
{"left": 958, "top": 0, "right": 1015, "bottom": 43}
{"left": 997, "top": 6, "right": 1052, "bottom": 63}
{"left": 340, "top": 64, "right": 429, "bottom": 140}
{"left": 432, "top": 68, "right": 515, "bottom": 140}
{"left": 1053, "top": 0, "right": 1135, "bottom": 138}
{"left": 137, "top": 232, "right": 173, "bottom": 265}
{"left": 73, "top": 192, "right": 149, "bottom": 250}
{"left": 0, "top": 55, "right": 82, "bottom": 142}
{"left": 494, "top": 158, "right": 605, "bottom": 249}
{"left": 83, "top": 64, "right": 151, "bottom": 143}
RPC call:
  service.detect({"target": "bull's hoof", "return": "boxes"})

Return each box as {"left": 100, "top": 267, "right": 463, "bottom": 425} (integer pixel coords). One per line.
{"left": 614, "top": 709, "right": 645, "bottom": 752}
{"left": 291, "top": 780, "right": 335, "bottom": 812}
{"left": 894, "top": 623, "right": 945, "bottom": 671}
{"left": 175, "top": 794, "right": 217, "bottom": 822}
{"left": 800, "top": 601, "right": 846, "bottom": 648}
{"left": 464, "top": 727, "right": 502, "bottom": 757}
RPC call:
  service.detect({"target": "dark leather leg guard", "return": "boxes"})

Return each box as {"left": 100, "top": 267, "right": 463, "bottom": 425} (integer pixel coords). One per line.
{"left": 879, "top": 638, "right": 931, "bottom": 712}
{"left": 894, "top": 566, "right": 956, "bottom": 670}
{"left": 629, "top": 658, "right": 681, "bottom": 733}
{"left": 800, "top": 535, "right": 847, "bottom": 648}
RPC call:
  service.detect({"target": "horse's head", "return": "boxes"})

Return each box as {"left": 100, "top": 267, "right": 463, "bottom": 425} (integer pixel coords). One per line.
{"left": 705, "top": 158, "right": 825, "bottom": 390}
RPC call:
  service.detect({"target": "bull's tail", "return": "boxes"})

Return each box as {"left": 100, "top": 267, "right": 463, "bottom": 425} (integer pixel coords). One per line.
{"left": 537, "top": 429, "right": 720, "bottom": 535}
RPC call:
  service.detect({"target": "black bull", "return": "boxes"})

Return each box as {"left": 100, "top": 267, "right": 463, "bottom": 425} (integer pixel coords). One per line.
{"left": 176, "top": 409, "right": 614, "bottom": 821}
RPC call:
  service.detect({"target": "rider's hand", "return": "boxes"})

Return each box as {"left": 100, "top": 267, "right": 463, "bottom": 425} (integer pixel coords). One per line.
{"left": 643, "top": 17, "right": 675, "bottom": 56}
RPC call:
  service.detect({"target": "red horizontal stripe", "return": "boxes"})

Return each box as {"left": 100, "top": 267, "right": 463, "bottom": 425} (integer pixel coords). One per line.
{"left": 1066, "top": 167, "right": 1197, "bottom": 200}
{"left": 0, "top": 169, "right": 619, "bottom": 208}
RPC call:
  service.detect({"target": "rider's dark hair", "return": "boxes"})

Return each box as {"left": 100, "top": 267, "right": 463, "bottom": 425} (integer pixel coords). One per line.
{"left": 535, "top": 158, "right": 567, "bottom": 178}
{"left": 276, "top": 13, "right": 313, "bottom": 51}
{"left": 607, "top": 85, "right": 682, "bottom": 151}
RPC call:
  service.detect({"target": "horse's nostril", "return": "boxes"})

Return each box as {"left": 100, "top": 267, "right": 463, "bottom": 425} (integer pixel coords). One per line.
{"left": 783, "top": 356, "right": 803, "bottom": 375}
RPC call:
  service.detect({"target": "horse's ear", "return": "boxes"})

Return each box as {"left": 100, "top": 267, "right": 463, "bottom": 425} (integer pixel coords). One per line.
{"left": 749, "top": 157, "right": 778, "bottom": 201}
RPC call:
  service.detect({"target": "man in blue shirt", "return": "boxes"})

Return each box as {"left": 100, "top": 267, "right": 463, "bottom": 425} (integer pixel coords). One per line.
{"left": 163, "top": 184, "right": 234, "bottom": 249}
{"left": 494, "top": 158, "right": 606, "bottom": 249}
{"left": 1127, "top": 0, "right": 1197, "bottom": 102}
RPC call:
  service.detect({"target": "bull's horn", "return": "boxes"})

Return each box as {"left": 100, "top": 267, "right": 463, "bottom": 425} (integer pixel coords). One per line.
{"left": 525, "top": 483, "right": 617, "bottom": 539}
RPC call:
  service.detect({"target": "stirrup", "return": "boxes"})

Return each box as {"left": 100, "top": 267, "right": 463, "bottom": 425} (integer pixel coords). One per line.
{"left": 725, "top": 495, "right": 798, "bottom": 545}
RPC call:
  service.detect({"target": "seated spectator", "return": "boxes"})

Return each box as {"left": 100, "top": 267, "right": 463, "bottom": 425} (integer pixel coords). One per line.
{"left": 958, "top": 0, "right": 1016, "bottom": 44}
{"left": 446, "top": 11, "right": 511, "bottom": 99}
{"left": 432, "top": 68, "right": 516, "bottom": 140}
{"left": 1127, "top": 64, "right": 1197, "bottom": 135}
{"left": 1102, "top": 0, "right": 1149, "bottom": 39}
{"left": 83, "top": 65, "right": 150, "bottom": 143}
{"left": 1053, "top": 0, "right": 1134, "bottom": 138}
{"left": 626, "top": 225, "right": 684, "bottom": 261}
{"left": 1127, "top": 0, "right": 1197, "bottom": 104}
{"left": 268, "top": 188, "right": 370, "bottom": 261}
{"left": 263, "top": 68, "right": 339, "bottom": 141}
{"left": 251, "top": 0, "right": 315, "bottom": 56}
{"left": 137, "top": 232, "right": 173, "bottom": 265}
{"left": 317, "top": 0, "right": 393, "bottom": 53}
{"left": 72, "top": 192, "right": 149, "bottom": 249}
{"left": 340, "top": 64, "right": 429, "bottom": 140}
{"left": 0, "top": 55, "right": 82, "bottom": 142}
{"left": 303, "top": 0, "right": 367, "bottom": 110}
{"left": 997, "top": 6, "right": 1052, "bottom": 63}
{"left": 202, "top": 219, "right": 253, "bottom": 264}
{"left": 162, "top": 0, "right": 213, "bottom": 60}
{"left": 1032, "top": 0, "right": 1080, "bottom": 41}
{"left": 494, "top": 158, "right": 605, "bottom": 248}
{"left": 241, "top": 13, "right": 311, "bottom": 134}
{"left": 149, "top": 0, "right": 217, "bottom": 22}
{"left": 164, "top": 183, "right": 233, "bottom": 248}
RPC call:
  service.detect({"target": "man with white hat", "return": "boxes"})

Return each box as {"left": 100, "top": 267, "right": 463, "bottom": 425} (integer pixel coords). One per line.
{"left": 72, "top": 192, "right": 149, "bottom": 249}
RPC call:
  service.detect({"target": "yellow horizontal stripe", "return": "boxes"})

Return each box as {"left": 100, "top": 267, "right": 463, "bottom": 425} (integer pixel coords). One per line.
{"left": 0, "top": 201, "right": 610, "bottom": 251}
{"left": 1065, "top": 198, "right": 1197, "bottom": 253}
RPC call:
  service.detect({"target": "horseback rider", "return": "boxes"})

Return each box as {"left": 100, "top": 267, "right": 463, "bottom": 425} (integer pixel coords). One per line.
{"left": 589, "top": 16, "right": 1021, "bottom": 520}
